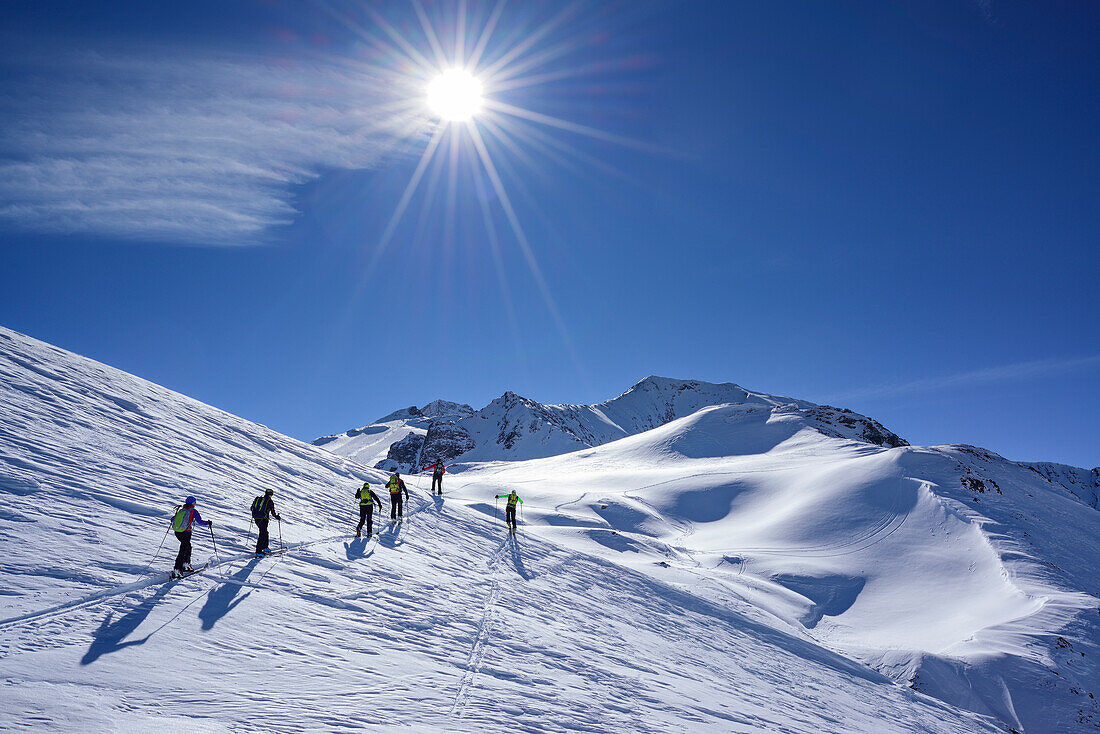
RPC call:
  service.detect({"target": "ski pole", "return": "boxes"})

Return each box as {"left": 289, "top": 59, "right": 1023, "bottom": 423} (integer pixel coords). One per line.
{"left": 278, "top": 517, "right": 284, "bottom": 551}
{"left": 138, "top": 526, "right": 173, "bottom": 580}
{"left": 246, "top": 517, "right": 253, "bottom": 552}
{"left": 209, "top": 524, "right": 220, "bottom": 563}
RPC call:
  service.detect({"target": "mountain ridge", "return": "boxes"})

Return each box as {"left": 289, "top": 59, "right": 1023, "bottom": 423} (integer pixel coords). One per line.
{"left": 316, "top": 375, "right": 909, "bottom": 471}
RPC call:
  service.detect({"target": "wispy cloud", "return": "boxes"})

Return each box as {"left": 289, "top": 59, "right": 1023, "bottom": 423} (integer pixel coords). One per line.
{"left": 0, "top": 44, "right": 426, "bottom": 245}
{"left": 824, "top": 355, "right": 1100, "bottom": 404}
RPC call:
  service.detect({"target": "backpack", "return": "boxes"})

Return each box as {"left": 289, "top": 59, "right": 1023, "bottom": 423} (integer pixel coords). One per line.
{"left": 251, "top": 496, "right": 267, "bottom": 520}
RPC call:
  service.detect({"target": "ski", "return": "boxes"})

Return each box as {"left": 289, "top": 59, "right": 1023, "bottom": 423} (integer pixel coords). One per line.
{"left": 169, "top": 563, "right": 208, "bottom": 580}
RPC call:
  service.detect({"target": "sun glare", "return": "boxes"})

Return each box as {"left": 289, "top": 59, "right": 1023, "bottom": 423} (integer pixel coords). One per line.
{"left": 339, "top": 2, "right": 648, "bottom": 377}
{"left": 426, "top": 68, "right": 483, "bottom": 122}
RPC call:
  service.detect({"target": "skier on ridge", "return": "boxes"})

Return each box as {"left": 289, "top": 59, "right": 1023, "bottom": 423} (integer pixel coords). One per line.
{"left": 388, "top": 472, "right": 409, "bottom": 520}
{"left": 171, "top": 495, "right": 212, "bottom": 578}
{"left": 355, "top": 481, "right": 382, "bottom": 537}
{"left": 250, "top": 488, "right": 282, "bottom": 557}
{"left": 495, "top": 490, "right": 524, "bottom": 533}
{"left": 422, "top": 459, "right": 446, "bottom": 496}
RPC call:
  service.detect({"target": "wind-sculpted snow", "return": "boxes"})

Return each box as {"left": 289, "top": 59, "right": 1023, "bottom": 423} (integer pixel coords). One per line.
{"left": 452, "top": 406, "right": 1100, "bottom": 733}
{"left": 0, "top": 326, "right": 1096, "bottom": 732}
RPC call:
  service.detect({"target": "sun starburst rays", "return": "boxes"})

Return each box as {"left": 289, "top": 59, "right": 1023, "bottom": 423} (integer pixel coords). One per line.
{"left": 319, "top": 1, "right": 652, "bottom": 381}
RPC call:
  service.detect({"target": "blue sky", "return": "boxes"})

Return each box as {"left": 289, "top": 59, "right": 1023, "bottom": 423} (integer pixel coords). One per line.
{"left": 1, "top": 1, "right": 1097, "bottom": 467}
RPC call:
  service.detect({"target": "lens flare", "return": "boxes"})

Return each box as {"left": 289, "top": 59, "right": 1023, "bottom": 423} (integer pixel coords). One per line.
{"left": 426, "top": 68, "right": 483, "bottom": 121}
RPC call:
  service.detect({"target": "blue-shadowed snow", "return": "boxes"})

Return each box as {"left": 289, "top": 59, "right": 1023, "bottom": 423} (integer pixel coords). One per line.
{"left": 1, "top": 325, "right": 1097, "bottom": 732}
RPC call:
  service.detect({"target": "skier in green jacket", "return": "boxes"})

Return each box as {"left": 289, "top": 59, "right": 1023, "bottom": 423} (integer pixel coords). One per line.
{"left": 171, "top": 495, "right": 212, "bottom": 577}
{"left": 355, "top": 482, "right": 382, "bottom": 537}
{"left": 495, "top": 490, "right": 523, "bottom": 533}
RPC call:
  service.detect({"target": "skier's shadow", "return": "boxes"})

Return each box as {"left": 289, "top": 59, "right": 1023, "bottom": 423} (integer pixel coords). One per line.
{"left": 377, "top": 518, "right": 403, "bottom": 548}
{"left": 507, "top": 535, "right": 534, "bottom": 581}
{"left": 197, "top": 559, "right": 259, "bottom": 631}
{"left": 432, "top": 495, "right": 444, "bottom": 512}
{"left": 81, "top": 584, "right": 174, "bottom": 665}
{"left": 344, "top": 537, "right": 374, "bottom": 560}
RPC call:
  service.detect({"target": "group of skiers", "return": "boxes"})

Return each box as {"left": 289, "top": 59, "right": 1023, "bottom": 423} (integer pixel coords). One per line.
{"left": 169, "top": 460, "right": 525, "bottom": 576}
{"left": 355, "top": 460, "right": 446, "bottom": 536}
{"left": 353, "top": 469, "right": 409, "bottom": 537}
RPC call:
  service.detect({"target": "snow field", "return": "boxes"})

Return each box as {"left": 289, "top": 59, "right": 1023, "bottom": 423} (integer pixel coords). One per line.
{"left": 2, "top": 327, "right": 1098, "bottom": 732}
{"left": 1, "top": 496, "right": 1001, "bottom": 733}
{"left": 439, "top": 404, "right": 1100, "bottom": 732}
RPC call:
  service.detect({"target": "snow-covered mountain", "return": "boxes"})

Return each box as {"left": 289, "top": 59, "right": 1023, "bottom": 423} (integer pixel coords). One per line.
{"left": 322, "top": 376, "right": 907, "bottom": 471}
{"left": 2, "top": 325, "right": 1098, "bottom": 733}
{"left": 311, "top": 399, "right": 474, "bottom": 467}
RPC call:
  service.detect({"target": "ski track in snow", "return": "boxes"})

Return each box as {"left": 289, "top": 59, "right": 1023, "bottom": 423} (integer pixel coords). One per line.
{"left": 0, "top": 534, "right": 349, "bottom": 632}
{"left": 448, "top": 537, "right": 508, "bottom": 718}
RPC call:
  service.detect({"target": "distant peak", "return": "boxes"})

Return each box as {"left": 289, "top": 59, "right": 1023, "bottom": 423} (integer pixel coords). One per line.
{"left": 373, "top": 405, "right": 422, "bottom": 424}
{"left": 420, "top": 399, "right": 475, "bottom": 420}
{"left": 496, "top": 390, "right": 532, "bottom": 404}
{"left": 635, "top": 375, "right": 684, "bottom": 386}
{"left": 631, "top": 375, "right": 741, "bottom": 390}
{"left": 373, "top": 399, "right": 474, "bottom": 425}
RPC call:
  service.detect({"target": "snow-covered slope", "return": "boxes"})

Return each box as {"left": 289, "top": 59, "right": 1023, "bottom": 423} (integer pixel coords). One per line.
{"left": 1022, "top": 460, "right": 1100, "bottom": 509}
{"left": 2, "top": 326, "right": 1096, "bottom": 733}
{"left": 324, "top": 376, "right": 907, "bottom": 470}
{"left": 448, "top": 409, "right": 1100, "bottom": 734}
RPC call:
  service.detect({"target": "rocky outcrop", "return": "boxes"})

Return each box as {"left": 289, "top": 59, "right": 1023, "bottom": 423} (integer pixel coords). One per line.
{"left": 376, "top": 432, "right": 425, "bottom": 471}
{"left": 420, "top": 422, "right": 477, "bottom": 465}
{"left": 375, "top": 411, "right": 477, "bottom": 471}
{"left": 802, "top": 406, "right": 909, "bottom": 448}
{"left": 1021, "top": 461, "right": 1100, "bottom": 509}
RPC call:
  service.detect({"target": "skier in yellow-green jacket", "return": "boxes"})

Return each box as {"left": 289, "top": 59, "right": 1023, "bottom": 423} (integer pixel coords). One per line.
{"left": 355, "top": 482, "right": 382, "bottom": 537}
{"left": 495, "top": 490, "right": 523, "bottom": 533}
{"left": 388, "top": 472, "right": 409, "bottom": 520}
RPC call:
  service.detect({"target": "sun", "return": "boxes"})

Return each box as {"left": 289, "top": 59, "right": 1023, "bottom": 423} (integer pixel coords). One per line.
{"left": 426, "top": 68, "right": 483, "bottom": 122}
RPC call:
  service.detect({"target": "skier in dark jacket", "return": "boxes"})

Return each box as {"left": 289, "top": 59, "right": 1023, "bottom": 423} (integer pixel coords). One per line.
{"left": 251, "top": 488, "right": 281, "bottom": 557}
{"left": 355, "top": 482, "right": 382, "bottom": 537}
{"left": 495, "top": 490, "right": 523, "bottom": 533}
{"left": 388, "top": 472, "right": 409, "bottom": 519}
{"left": 423, "top": 460, "right": 446, "bottom": 496}
{"left": 171, "top": 496, "right": 212, "bottom": 577}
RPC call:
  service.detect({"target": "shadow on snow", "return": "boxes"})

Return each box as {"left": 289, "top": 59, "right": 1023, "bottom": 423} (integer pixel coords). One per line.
{"left": 198, "top": 559, "right": 260, "bottom": 631}
{"left": 507, "top": 535, "right": 534, "bottom": 581}
{"left": 344, "top": 537, "right": 374, "bottom": 560}
{"left": 377, "top": 518, "right": 404, "bottom": 549}
{"left": 81, "top": 584, "right": 175, "bottom": 665}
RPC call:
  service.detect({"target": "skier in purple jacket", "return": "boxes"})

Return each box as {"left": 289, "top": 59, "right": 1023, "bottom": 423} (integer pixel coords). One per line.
{"left": 171, "top": 496, "right": 211, "bottom": 577}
